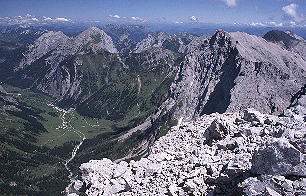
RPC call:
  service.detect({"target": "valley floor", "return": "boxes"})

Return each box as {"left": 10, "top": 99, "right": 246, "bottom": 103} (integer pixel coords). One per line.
{"left": 0, "top": 85, "right": 145, "bottom": 195}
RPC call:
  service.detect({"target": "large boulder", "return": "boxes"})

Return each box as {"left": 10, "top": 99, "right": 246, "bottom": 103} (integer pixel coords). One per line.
{"left": 204, "top": 117, "right": 234, "bottom": 144}
{"left": 243, "top": 108, "right": 265, "bottom": 125}
{"left": 240, "top": 175, "right": 306, "bottom": 196}
{"left": 251, "top": 138, "right": 304, "bottom": 176}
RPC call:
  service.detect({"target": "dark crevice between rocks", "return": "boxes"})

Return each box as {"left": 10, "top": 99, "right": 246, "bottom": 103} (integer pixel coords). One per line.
{"left": 78, "top": 182, "right": 90, "bottom": 196}
{"left": 284, "top": 174, "right": 304, "bottom": 181}
{"left": 207, "top": 171, "right": 254, "bottom": 196}
{"left": 288, "top": 84, "right": 306, "bottom": 108}
{"left": 117, "top": 179, "right": 132, "bottom": 193}
{"left": 200, "top": 47, "right": 241, "bottom": 115}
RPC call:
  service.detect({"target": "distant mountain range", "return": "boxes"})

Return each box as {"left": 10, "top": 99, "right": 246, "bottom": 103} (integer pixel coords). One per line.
{"left": 1, "top": 19, "right": 306, "bottom": 39}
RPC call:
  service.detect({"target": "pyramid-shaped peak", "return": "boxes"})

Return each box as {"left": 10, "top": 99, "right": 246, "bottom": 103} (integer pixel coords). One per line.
{"left": 263, "top": 30, "right": 301, "bottom": 48}
{"left": 74, "top": 26, "right": 118, "bottom": 53}
{"left": 85, "top": 26, "right": 103, "bottom": 33}
{"left": 77, "top": 26, "right": 108, "bottom": 37}
{"left": 37, "top": 31, "right": 69, "bottom": 41}
{"left": 213, "top": 29, "right": 230, "bottom": 37}
{"left": 209, "top": 29, "right": 232, "bottom": 46}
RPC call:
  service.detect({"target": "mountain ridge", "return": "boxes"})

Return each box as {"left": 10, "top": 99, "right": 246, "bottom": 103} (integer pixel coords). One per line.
{"left": 165, "top": 29, "right": 306, "bottom": 120}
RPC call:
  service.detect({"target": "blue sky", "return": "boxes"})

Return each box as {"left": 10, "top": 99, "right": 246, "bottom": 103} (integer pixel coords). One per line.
{"left": 0, "top": 0, "right": 305, "bottom": 26}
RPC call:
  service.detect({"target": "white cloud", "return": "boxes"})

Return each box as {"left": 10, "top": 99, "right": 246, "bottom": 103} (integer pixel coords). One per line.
{"left": 0, "top": 14, "right": 41, "bottom": 24}
{"left": 282, "top": 3, "right": 306, "bottom": 23}
{"left": 175, "top": 21, "right": 184, "bottom": 24}
{"left": 189, "top": 16, "right": 198, "bottom": 22}
{"left": 25, "top": 14, "right": 33, "bottom": 18}
{"left": 43, "top": 16, "right": 52, "bottom": 21}
{"left": 216, "top": 0, "right": 238, "bottom": 7}
{"left": 250, "top": 22, "right": 266, "bottom": 27}
{"left": 42, "top": 16, "right": 70, "bottom": 22}
{"left": 54, "top": 17, "right": 70, "bottom": 22}
{"left": 131, "top": 16, "right": 145, "bottom": 22}
{"left": 267, "top": 21, "right": 283, "bottom": 27}
{"left": 109, "top": 14, "right": 120, "bottom": 19}
{"left": 250, "top": 21, "right": 283, "bottom": 27}
{"left": 289, "top": 21, "right": 297, "bottom": 26}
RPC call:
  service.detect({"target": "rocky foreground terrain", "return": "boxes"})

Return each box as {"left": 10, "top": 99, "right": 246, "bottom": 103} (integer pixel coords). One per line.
{"left": 68, "top": 93, "right": 306, "bottom": 195}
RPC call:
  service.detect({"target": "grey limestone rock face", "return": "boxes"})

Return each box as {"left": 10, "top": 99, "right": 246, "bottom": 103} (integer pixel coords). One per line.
{"left": 67, "top": 106, "right": 306, "bottom": 196}
{"left": 14, "top": 29, "right": 306, "bottom": 117}
{"left": 72, "top": 26, "right": 118, "bottom": 54}
{"left": 289, "top": 85, "right": 306, "bottom": 109}
{"left": 18, "top": 31, "right": 70, "bottom": 70}
{"left": 15, "top": 27, "right": 119, "bottom": 103}
{"left": 243, "top": 108, "right": 265, "bottom": 125}
{"left": 240, "top": 175, "right": 306, "bottom": 196}
{"left": 179, "top": 35, "right": 209, "bottom": 53}
{"left": 169, "top": 30, "right": 306, "bottom": 120}
{"left": 91, "top": 31, "right": 306, "bottom": 190}
{"left": 205, "top": 118, "right": 232, "bottom": 142}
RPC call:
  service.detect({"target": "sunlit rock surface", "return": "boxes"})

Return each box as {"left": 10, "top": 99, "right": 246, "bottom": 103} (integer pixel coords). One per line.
{"left": 69, "top": 104, "right": 305, "bottom": 195}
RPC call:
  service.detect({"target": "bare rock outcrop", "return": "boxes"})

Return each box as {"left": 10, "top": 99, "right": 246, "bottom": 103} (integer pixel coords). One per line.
{"left": 169, "top": 30, "right": 306, "bottom": 120}
{"left": 251, "top": 138, "right": 304, "bottom": 177}
{"left": 15, "top": 27, "right": 119, "bottom": 102}
{"left": 18, "top": 31, "right": 69, "bottom": 69}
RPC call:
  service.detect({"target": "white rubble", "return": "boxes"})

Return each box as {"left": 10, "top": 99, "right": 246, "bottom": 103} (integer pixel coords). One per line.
{"left": 68, "top": 106, "right": 306, "bottom": 195}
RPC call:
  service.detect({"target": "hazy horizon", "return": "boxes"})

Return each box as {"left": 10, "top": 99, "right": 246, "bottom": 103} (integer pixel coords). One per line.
{"left": 0, "top": 0, "right": 305, "bottom": 27}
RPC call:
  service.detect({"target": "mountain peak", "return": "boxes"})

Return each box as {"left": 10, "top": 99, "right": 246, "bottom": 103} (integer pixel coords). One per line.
{"left": 213, "top": 29, "right": 230, "bottom": 37}
{"left": 263, "top": 30, "right": 299, "bottom": 48}
{"left": 75, "top": 26, "right": 108, "bottom": 41}
{"left": 263, "top": 30, "right": 306, "bottom": 60}
{"left": 133, "top": 31, "right": 194, "bottom": 53}
{"left": 208, "top": 29, "right": 231, "bottom": 48}
{"left": 79, "top": 26, "right": 104, "bottom": 36}
{"left": 18, "top": 30, "right": 69, "bottom": 69}
{"left": 74, "top": 26, "right": 118, "bottom": 53}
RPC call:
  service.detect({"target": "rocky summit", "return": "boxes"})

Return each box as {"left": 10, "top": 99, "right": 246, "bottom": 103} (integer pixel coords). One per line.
{"left": 168, "top": 30, "right": 306, "bottom": 120}
{"left": 68, "top": 102, "right": 305, "bottom": 196}
{"left": 263, "top": 30, "right": 306, "bottom": 60}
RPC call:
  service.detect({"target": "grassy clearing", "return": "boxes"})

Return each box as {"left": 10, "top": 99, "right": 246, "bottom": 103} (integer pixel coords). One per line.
{"left": 0, "top": 85, "right": 117, "bottom": 195}
{"left": 3, "top": 84, "right": 115, "bottom": 149}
